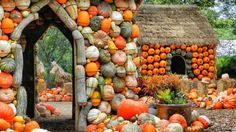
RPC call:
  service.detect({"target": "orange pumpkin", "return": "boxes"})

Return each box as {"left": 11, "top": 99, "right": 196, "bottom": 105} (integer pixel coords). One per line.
{"left": 142, "top": 59, "right": 147, "bottom": 64}
{"left": 153, "top": 62, "right": 159, "bottom": 68}
{"left": 131, "top": 24, "right": 140, "bottom": 38}
{"left": 203, "top": 63, "right": 209, "bottom": 70}
{"left": 208, "top": 45, "right": 214, "bottom": 49}
{"left": 192, "top": 58, "right": 197, "bottom": 63}
{"left": 154, "top": 44, "right": 161, "bottom": 49}
{"left": 159, "top": 60, "right": 167, "bottom": 67}
{"left": 160, "top": 53, "right": 167, "bottom": 59}
{"left": 191, "top": 45, "right": 198, "bottom": 52}
{"left": 85, "top": 62, "right": 98, "bottom": 76}
{"left": 198, "top": 53, "right": 203, "bottom": 59}
{"left": 181, "top": 44, "right": 186, "bottom": 50}
{"left": 170, "top": 44, "right": 176, "bottom": 50}
{"left": 56, "top": 0, "right": 67, "bottom": 4}
{"left": 193, "top": 78, "right": 199, "bottom": 81}
{"left": 209, "top": 54, "right": 215, "bottom": 60}
{"left": 208, "top": 66, "right": 215, "bottom": 72}
{"left": 141, "top": 70, "right": 147, "bottom": 75}
{"left": 158, "top": 68, "right": 166, "bottom": 75}
{"left": 165, "top": 47, "right": 171, "bottom": 53}
{"left": 197, "top": 59, "right": 203, "bottom": 65}
{"left": 193, "top": 69, "right": 200, "bottom": 75}
{"left": 154, "top": 55, "right": 160, "bottom": 62}
{"left": 0, "top": 72, "right": 13, "bottom": 89}
{"left": 147, "top": 64, "right": 154, "bottom": 70}
{"left": 0, "top": 35, "right": 9, "bottom": 40}
{"left": 142, "top": 45, "right": 149, "bottom": 51}
{"left": 160, "top": 47, "right": 165, "bottom": 53}
{"left": 202, "top": 46, "right": 208, "bottom": 51}
{"left": 77, "top": 11, "right": 90, "bottom": 26}
{"left": 88, "top": 6, "right": 98, "bottom": 17}
{"left": 192, "top": 52, "right": 198, "bottom": 58}
{"left": 101, "top": 18, "right": 111, "bottom": 33}
{"left": 169, "top": 114, "right": 187, "bottom": 128}
{"left": 1, "top": 0, "right": 16, "bottom": 11}
{"left": 209, "top": 60, "right": 215, "bottom": 66}
{"left": 147, "top": 56, "right": 154, "bottom": 63}
{"left": 86, "top": 124, "right": 97, "bottom": 132}
{"left": 142, "top": 64, "right": 147, "bottom": 70}
{"left": 203, "top": 52, "right": 209, "bottom": 57}
{"left": 153, "top": 68, "right": 158, "bottom": 75}
{"left": 198, "top": 65, "right": 204, "bottom": 71}
{"left": 1, "top": 18, "right": 15, "bottom": 34}
{"left": 0, "top": 119, "right": 10, "bottom": 131}
{"left": 133, "top": 57, "right": 140, "bottom": 66}
{"left": 186, "top": 47, "right": 191, "bottom": 52}
{"left": 208, "top": 49, "right": 214, "bottom": 54}
{"left": 192, "top": 63, "right": 198, "bottom": 69}
{"left": 141, "top": 52, "right": 149, "bottom": 58}
{"left": 13, "top": 122, "right": 25, "bottom": 132}
{"left": 142, "top": 123, "right": 156, "bottom": 132}
{"left": 148, "top": 48, "right": 155, "bottom": 55}
{"left": 123, "top": 10, "right": 133, "bottom": 22}
{"left": 155, "top": 49, "right": 160, "bottom": 55}
{"left": 202, "top": 70, "right": 208, "bottom": 76}
{"left": 198, "top": 75, "right": 203, "bottom": 80}
{"left": 197, "top": 47, "right": 203, "bottom": 53}
{"left": 25, "top": 121, "right": 40, "bottom": 132}
{"left": 214, "top": 102, "right": 223, "bottom": 109}
{"left": 147, "top": 70, "right": 153, "bottom": 76}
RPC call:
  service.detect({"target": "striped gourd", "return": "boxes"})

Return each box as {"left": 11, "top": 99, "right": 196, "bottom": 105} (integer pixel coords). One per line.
{"left": 0, "top": 58, "right": 16, "bottom": 73}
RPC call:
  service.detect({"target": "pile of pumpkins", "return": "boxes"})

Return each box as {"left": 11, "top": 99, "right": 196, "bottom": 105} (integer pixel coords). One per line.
{"left": 0, "top": 102, "right": 47, "bottom": 132}
{"left": 187, "top": 87, "right": 236, "bottom": 110}
{"left": 141, "top": 44, "right": 216, "bottom": 80}
{"left": 38, "top": 88, "right": 72, "bottom": 102}
{"left": 86, "top": 99, "right": 211, "bottom": 132}
{"left": 35, "top": 103, "right": 60, "bottom": 118}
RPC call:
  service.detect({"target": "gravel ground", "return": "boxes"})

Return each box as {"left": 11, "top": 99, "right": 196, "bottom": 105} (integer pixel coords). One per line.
{"left": 37, "top": 102, "right": 236, "bottom": 132}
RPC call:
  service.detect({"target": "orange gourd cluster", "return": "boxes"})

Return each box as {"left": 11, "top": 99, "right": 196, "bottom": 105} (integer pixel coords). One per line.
{"left": 141, "top": 44, "right": 216, "bottom": 80}
{"left": 38, "top": 88, "right": 72, "bottom": 102}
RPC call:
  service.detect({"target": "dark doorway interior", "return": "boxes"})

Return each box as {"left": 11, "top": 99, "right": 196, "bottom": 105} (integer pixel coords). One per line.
{"left": 171, "top": 56, "right": 186, "bottom": 75}
{"left": 22, "top": 5, "right": 74, "bottom": 119}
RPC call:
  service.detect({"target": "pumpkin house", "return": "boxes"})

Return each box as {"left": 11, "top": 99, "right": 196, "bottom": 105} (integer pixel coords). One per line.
{"left": 137, "top": 5, "right": 219, "bottom": 80}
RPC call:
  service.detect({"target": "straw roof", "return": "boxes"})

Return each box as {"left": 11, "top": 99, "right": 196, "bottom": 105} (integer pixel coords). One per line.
{"left": 136, "top": 4, "right": 219, "bottom": 46}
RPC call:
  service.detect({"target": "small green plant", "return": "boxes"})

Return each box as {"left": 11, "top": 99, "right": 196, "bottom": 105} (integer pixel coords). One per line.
{"left": 142, "top": 74, "right": 188, "bottom": 104}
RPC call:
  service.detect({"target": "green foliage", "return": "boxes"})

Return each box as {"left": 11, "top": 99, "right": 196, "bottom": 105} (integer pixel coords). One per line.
{"left": 233, "top": 21, "right": 236, "bottom": 35}
{"left": 37, "top": 26, "right": 72, "bottom": 85}
{"left": 214, "top": 28, "right": 236, "bottom": 40}
{"left": 217, "top": 56, "right": 236, "bottom": 79}
{"left": 157, "top": 89, "right": 187, "bottom": 104}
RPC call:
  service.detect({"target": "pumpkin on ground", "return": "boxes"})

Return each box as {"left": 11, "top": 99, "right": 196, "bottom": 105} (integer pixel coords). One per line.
{"left": 25, "top": 121, "right": 40, "bottom": 132}
{"left": 117, "top": 99, "right": 149, "bottom": 120}
{"left": 0, "top": 102, "right": 14, "bottom": 124}
{"left": 169, "top": 114, "right": 187, "bottom": 128}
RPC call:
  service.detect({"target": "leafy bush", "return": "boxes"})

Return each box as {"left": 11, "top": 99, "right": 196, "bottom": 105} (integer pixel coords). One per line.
{"left": 217, "top": 56, "right": 236, "bottom": 78}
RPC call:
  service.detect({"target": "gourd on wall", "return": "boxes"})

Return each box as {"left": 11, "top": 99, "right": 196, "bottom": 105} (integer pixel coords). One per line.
{"left": 0, "top": 0, "right": 143, "bottom": 131}
{"left": 141, "top": 44, "right": 216, "bottom": 80}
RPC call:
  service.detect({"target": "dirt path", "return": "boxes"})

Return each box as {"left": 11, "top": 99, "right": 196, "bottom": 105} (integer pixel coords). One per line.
{"left": 37, "top": 103, "right": 236, "bottom": 132}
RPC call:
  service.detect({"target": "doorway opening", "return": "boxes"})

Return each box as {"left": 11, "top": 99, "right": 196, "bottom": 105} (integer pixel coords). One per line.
{"left": 35, "top": 26, "right": 73, "bottom": 119}
{"left": 171, "top": 56, "right": 186, "bottom": 75}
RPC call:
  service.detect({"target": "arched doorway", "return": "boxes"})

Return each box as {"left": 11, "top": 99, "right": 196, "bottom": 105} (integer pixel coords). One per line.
{"left": 171, "top": 56, "right": 186, "bottom": 75}
{"left": 22, "top": 5, "right": 75, "bottom": 122}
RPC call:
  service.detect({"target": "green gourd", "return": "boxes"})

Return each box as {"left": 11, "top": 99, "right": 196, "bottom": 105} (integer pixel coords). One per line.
{"left": 90, "top": 16, "right": 101, "bottom": 32}
{"left": 99, "top": 49, "right": 111, "bottom": 64}
{"left": 181, "top": 50, "right": 186, "bottom": 57}
{"left": 101, "top": 62, "right": 116, "bottom": 78}
{"left": 176, "top": 49, "right": 182, "bottom": 55}
{"left": 186, "top": 52, "right": 192, "bottom": 59}
{"left": 113, "top": 77, "right": 125, "bottom": 93}
{"left": 166, "top": 53, "right": 173, "bottom": 59}
{"left": 120, "top": 22, "right": 132, "bottom": 38}
{"left": 0, "top": 58, "right": 16, "bottom": 73}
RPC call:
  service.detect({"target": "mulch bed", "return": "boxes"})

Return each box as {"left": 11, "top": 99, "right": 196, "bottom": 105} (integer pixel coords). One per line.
{"left": 37, "top": 109, "right": 236, "bottom": 132}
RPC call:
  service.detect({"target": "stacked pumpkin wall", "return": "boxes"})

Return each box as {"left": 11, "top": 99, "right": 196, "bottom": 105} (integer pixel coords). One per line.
{"left": 0, "top": 0, "right": 142, "bottom": 130}
{"left": 141, "top": 44, "right": 216, "bottom": 80}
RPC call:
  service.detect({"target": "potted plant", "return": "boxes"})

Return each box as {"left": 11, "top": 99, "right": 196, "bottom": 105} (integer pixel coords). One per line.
{"left": 142, "top": 74, "right": 192, "bottom": 124}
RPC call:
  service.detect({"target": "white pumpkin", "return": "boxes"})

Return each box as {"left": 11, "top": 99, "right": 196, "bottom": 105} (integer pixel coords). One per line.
{"left": 86, "top": 46, "right": 99, "bottom": 61}
{"left": 111, "top": 94, "right": 126, "bottom": 111}
{"left": 0, "top": 88, "right": 14, "bottom": 104}
{"left": 8, "top": 103, "right": 16, "bottom": 115}
{"left": 125, "top": 55, "right": 136, "bottom": 75}
{"left": 112, "top": 50, "right": 127, "bottom": 65}
{"left": 114, "top": 0, "right": 129, "bottom": 10}
{"left": 125, "top": 75, "right": 138, "bottom": 89}
{"left": 0, "top": 40, "right": 11, "bottom": 57}
{"left": 98, "top": 101, "right": 111, "bottom": 114}
{"left": 222, "top": 73, "right": 229, "bottom": 81}
{"left": 125, "top": 42, "right": 137, "bottom": 55}
{"left": 87, "top": 108, "right": 101, "bottom": 122}
{"left": 93, "top": 112, "right": 107, "bottom": 124}
{"left": 31, "top": 129, "right": 49, "bottom": 132}
{"left": 15, "top": 0, "right": 31, "bottom": 10}
{"left": 166, "top": 123, "right": 183, "bottom": 132}
{"left": 86, "top": 77, "right": 98, "bottom": 98}
{"left": 0, "top": 6, "right": 4, "bottom": 21}
{"left": 78, "top": 0, "right": 90, "bottom": 10}
{"left": 111, "top": 11, "right": 123, "bottom": 25}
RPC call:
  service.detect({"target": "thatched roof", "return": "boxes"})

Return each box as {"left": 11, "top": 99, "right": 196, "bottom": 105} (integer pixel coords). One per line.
{"left": 136, "top": 4, "right": 219, "bottom": 46}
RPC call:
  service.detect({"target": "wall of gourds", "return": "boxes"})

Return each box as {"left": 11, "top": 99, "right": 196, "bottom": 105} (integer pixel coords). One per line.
{"left": 0, "top": 0, "right": 142, "bottom": 130}
{"left": 141, "top": 44, "right": 216, "bottom": 80}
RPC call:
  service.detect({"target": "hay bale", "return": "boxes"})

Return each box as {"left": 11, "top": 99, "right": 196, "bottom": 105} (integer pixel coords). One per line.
{"left": 36, "top": 82, "right": 47, "bottom": 94}
{"left": 63, "top": 82, "right": 72, "bottom": 94}
{"left": 217, "top": 79, "right": 236, "bottom": 93}
{"left": 197, "top": 82, "right": 207, "bottom": 96}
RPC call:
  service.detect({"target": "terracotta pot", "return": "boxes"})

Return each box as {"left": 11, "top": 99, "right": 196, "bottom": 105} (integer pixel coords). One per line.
{"left": 157, "top": 103, "right": 191, "bottom": 125}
